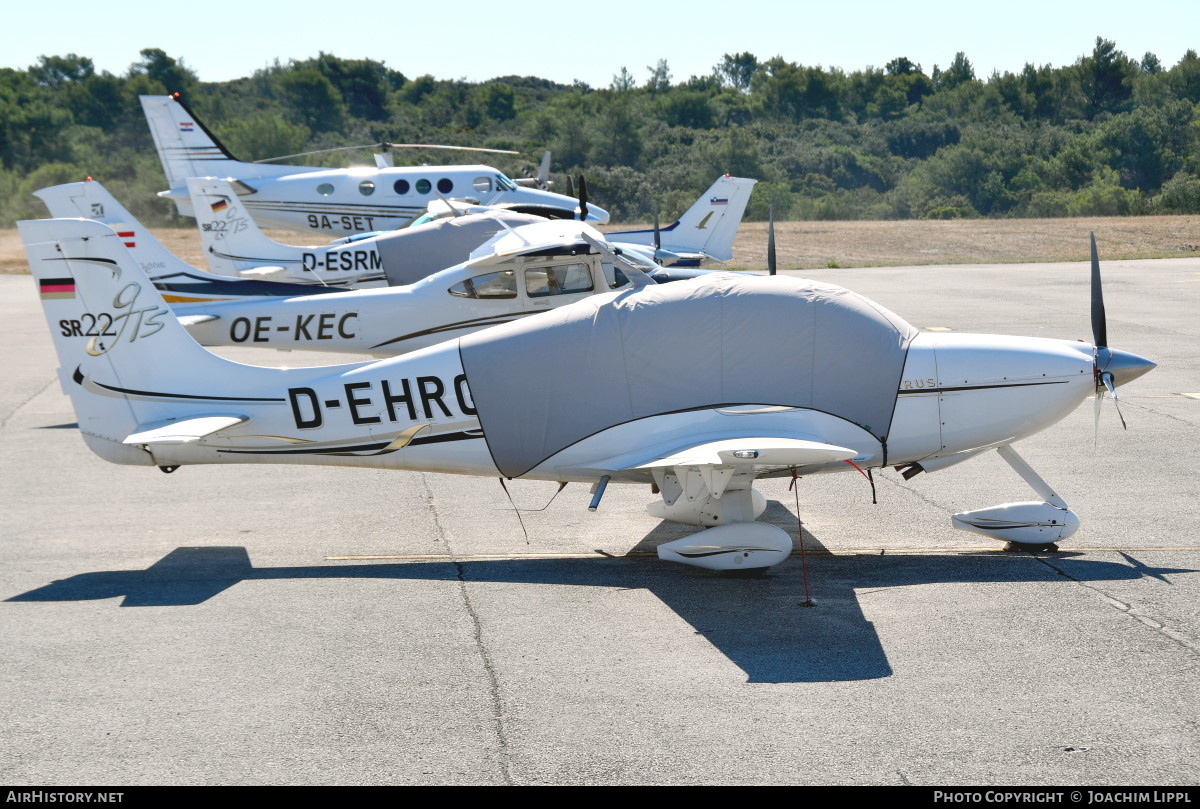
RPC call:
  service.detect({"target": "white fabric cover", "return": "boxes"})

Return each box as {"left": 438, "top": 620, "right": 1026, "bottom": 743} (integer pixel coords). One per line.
{"left": 460, "top": 274, "right": 918, "bottom": 478}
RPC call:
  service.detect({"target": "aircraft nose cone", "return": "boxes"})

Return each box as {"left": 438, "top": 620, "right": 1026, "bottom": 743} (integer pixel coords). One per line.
{"left": 1103, "top": 348, "right": 1156, "bottom": 388}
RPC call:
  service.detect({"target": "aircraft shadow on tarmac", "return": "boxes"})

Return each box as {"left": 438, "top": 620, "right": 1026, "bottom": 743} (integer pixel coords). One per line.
{"left": 8, "top": 535, "right": 1194, "bottom": 684}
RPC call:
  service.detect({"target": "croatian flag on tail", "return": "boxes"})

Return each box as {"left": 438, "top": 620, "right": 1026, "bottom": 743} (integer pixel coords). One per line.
{"left": 180, "top": 121, "right": 195, "bottom": 132}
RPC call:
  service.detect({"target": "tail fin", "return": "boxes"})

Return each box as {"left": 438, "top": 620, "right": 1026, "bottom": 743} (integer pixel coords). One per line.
{"left": 139, "top": 94, "right": 305, "bottom": 216}
{"left": 18, "top": 218, "right": 285, "bottom": 464}
{"left": 187, "top": 176, "right": 305, "bottom": 277}
{"left": 33, "top": 180, "right": 201, "bottom": 278}
{"left": 610, "top": 176, "right": 757, "bottom": 262}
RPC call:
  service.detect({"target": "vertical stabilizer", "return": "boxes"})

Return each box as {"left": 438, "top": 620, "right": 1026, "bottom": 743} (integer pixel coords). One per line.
{"left": 18, "top": 218, "right": 296, "bottom": 463}
{"left": 139, "top": 94, "right": 311, "bottom": 216}
{"left": 34, "top": 180, "right": 200, "bottom": 277}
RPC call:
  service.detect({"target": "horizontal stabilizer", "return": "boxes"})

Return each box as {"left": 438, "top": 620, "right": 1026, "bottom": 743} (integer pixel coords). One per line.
{"left": 176, "top": 314, "right": 220, "bottom": 327}
{"left": 631, "top": 437, "right": 859, "bottom": 471}
{"left": 124, "top": 415, "right": 247, "bottom": 446}
{"left": 238, "top": 266, "right": 290, "bottom": 280}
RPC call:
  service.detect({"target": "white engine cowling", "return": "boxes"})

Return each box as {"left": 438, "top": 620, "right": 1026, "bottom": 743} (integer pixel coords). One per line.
{"left": 656, "top": 522, "right": 793, "bottom": 571}
{"left": 951, "top": 501, "right": 1080, "bottom": 544}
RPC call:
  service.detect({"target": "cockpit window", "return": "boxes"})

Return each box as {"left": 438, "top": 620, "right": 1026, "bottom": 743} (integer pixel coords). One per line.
{"left": 472, "top": 177, "right": 492, "bottom": 193}
{"left": 525, "top": 263, "right": 595, "bottom": 298}
{"left": 494, "top": 173, "right": 517, "bottom": 192}
{"left": 448, "top": 270, "right": 517, "bottom": 299}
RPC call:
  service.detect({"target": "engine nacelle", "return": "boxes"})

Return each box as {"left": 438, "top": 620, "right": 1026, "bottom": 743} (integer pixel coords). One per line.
{"left": 951, "top": 501, "right": 1080, "bottom": 544}
{"left": 656, "top": 522, "right": 793, "bottom": 571}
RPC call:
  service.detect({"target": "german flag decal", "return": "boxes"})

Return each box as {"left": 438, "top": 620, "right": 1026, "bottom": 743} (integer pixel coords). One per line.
{"left": 39, "top": 277, "right": 76, "bottom": 299}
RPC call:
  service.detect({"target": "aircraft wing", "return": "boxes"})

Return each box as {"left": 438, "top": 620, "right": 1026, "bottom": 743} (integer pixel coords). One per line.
{"left": 586, "top": 435, "right": 866, "bottom": 507}
{"left": 629, "top": 437, "right": 858, "bottom": 471}
{"left": 123, "top": 415, "right": 247, "bottom": 446}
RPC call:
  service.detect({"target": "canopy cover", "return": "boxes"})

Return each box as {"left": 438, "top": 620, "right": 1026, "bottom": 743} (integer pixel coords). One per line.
{"left": 460, "top": 273, "right": 919, "bottom": 478}
{"left": 376, "top": 212, "right": 545, "bottom": 286}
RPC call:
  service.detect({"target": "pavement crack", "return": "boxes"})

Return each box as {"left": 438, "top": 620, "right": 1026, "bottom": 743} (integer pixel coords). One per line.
{"left": 1120, "top": 399, "right": 1196, "bottom": 428}
{"left": 454, "top": 560, "right": 514, "bottom": 786}
{"left": 1028, "top": 553, "right": 1200, "bottom": 657}
{"left": 423, "top": 472, "right": 514, "bottom": 785}
{"left": 0, "top": 376, "right": 55, "bottom": 430}
{"left": 897, "top": 768, "right": 914, "bottom": 786}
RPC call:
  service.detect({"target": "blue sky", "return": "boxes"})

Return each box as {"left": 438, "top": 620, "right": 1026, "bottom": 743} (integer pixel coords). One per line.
{"left": 3, "top": 0, "right": 1197, "bottom": 87}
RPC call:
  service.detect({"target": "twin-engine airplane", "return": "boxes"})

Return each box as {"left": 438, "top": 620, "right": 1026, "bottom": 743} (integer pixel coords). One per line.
{"left": 21, "top": 218, "right": 1155, "bottom": 574}
{"left": 140, "top": 94, "right": 609, "bottom": 234}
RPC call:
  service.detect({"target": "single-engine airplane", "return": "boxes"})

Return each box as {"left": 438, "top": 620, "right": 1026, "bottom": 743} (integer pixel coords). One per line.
{"left": 140, "top": 94, "right": 608, "bottom": 234}
{"left": 174, "top": 174, "right": 755, "bottom": 286}
{"left": 21, "top": 217, "right": 1155, "bottom": 574}
{"left": 34, "top": 182, "right": 727, "bottom": 357}
{"left": 36, "top": 178, "right": 549, "bottom": 293}
{"left": 171, "top": 219, "right": 663, "bottom": 357}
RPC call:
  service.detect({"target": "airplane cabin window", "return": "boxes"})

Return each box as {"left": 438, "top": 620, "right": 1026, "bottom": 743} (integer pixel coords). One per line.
{"left": 359, "top": 180, "right": 376, "bottom": 196}
{"left": 317, "top": 183, "right": 335, "bottom": 196}
{"left": 472, "top": 177, "right": 492, "bottom": 193}
{"left": 447, "top": 270, "right": 517, "bottom": 299}
{"left": 525, "top": 263, "right": 595, "bottom": 298}
{"left": 393, "top": 179, "right": 410, "bottom": 194}
{"left": 600, "top": 259, "right": 630, "bottom": 289}
{"left": 416, "top": 179, "right": 432, "bottom": 194}
{"left": 437, "top": 178, "right": 453, "bottom": 194}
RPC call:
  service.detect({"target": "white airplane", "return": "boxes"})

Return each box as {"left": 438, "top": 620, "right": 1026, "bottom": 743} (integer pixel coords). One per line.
{"left": 35, "top": 179, "right": 549, "bottom": 296}
{"left": 34, "top": 181, "right": 719, "bottom": 357}
{"left": 20, "top": 217, "right": 1155, "bottom": 574}
{"left": 170, "top": 219, "right": 662, "bottom": 357}
{"left": 140, "top": 94, "right": 609, "bottom": 234}
{"left": 607, "top": 174, "right": 756, "bottom": 267}
{"left": 177, "top": 175, "right": 755, "bottom": 286}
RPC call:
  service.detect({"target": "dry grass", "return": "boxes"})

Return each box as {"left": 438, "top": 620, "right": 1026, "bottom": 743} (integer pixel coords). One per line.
{"left": 4, "top": 215, "right": 1199, "bottom": 275}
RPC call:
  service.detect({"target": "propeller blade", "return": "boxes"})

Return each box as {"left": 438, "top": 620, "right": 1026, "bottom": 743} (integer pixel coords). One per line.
{"left": 1101, "top": 372, "right": 1128, "bottom": 430}
{"left": 1091, "top": 232, "right": 1107, "bottom": 349}
{"left": 653, "top": 203, "right": 662, "bottom": 265}
{"left": 767, "top": 204, "right": 777, "bottom": 276}
{"left": 578, "top": 176, "right": 589, "bottom": 221}
{"left": 537, "top": 151, "right": 552, "bottom": 188}
{"left": 565, "top": 175, "right": 575, "bottom": 199}
{"left": 253, "top": 142, "right": 518, "bottom": 164}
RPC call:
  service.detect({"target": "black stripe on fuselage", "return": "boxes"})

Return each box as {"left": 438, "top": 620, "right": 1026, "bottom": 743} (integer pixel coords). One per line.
{"left": 896, "top": 381, "right": 1068, "bottom": 395}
